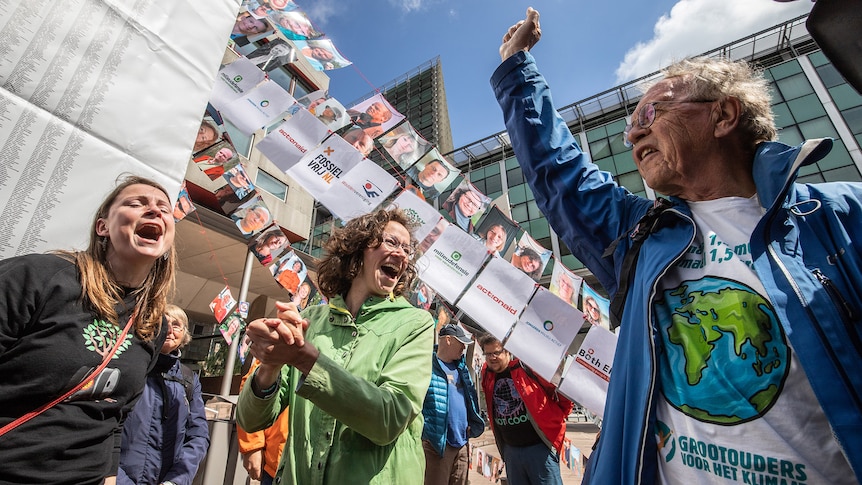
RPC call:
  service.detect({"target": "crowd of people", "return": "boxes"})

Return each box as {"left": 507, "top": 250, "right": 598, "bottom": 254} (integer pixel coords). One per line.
{"left": 2, "top": 4, "right": 860, "bottom": 485}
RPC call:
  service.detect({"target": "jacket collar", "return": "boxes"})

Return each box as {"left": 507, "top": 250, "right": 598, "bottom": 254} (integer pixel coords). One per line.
{"left": 752, "top": 139, "right": 833, "bottom": 210}
{"left": 326, "top": 293, "right": 414, "bottom": 325}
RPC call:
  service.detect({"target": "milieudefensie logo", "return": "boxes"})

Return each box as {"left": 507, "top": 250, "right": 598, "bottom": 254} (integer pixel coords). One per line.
{"left": 450, "top": 251, "right": 462, "bottom": 261}
{"left": 234, "top": 74, "right": 243, "bottom": 83}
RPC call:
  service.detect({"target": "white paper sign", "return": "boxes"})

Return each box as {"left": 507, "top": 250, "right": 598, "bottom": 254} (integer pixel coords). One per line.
{"left": 387, "top": 189, "right": 443, "bottom": 244}
{"left": 317, "top": 158, "right": 399, "bottom": 222}
{"left": 416, "top": 225, "right": 488, "bottom": 304}
{"left": 256, "top": 108, "right": 329, "bottom": 172}
{"left": 209, "top": 57, "right": 267, "bottom": 112}
{"left": 219, "top": 80, "right": 296, "bottom": 135}
{"left": 0, "top": 0, "right": 237, "bottom": 258}
{"left": 506, "top": 287, "right": 582, "bottom": 382}
{"left": 285, "top": 133, "right": 363, "bottom": 201}
{"left": 457, "top": 256, "right": 535, "bottom": 340}
{"left": 558, "top": 324, "right": 618, "bottom": 418}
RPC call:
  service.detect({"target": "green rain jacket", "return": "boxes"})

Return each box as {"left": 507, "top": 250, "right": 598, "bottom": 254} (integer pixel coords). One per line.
{"left": 237, "top": 294, "right": 435, "bottom": 485}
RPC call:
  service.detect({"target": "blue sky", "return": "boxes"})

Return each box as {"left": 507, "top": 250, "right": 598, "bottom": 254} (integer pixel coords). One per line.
{"left": 300, "top": 0, "right": 813, "bottom": 150}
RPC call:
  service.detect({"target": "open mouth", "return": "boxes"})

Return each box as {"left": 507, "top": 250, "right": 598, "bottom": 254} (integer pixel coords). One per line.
{"left": 136, "top": 224, "right": 163, "bottom": 242}
{"left": 381, "top": 263, "right": 401, "bottom": 279}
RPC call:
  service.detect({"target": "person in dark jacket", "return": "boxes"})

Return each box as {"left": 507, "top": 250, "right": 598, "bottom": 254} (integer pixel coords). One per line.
{"left": 118, "top": 305, "right": 210, "bottom": 485}
{"left": 421, "top": 324, "right": 485, "bottom": 485}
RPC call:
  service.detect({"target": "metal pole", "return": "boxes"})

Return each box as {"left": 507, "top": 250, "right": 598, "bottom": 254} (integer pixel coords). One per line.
{"left": 219, "top": 249, "right": 255, "bottom": 396}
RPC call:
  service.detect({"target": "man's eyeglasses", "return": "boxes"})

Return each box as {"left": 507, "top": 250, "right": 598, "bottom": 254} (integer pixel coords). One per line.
{"left": 381, "top": 234, "right": 415, "bottom": 256}
{"left": 483, "top": 350, "right": 505, "bottom": 358}
{"left": 623, "top": 100, "right": 715, "bottom": 148}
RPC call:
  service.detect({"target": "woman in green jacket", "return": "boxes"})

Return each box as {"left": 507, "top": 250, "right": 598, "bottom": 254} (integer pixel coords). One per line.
{"left": 237, "top": 208, "right": 435, "bottom": 485}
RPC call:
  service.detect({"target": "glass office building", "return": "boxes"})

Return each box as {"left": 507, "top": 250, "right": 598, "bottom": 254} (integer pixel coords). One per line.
{"left": 441, "top": 14, "right": 862, "bottom": 293}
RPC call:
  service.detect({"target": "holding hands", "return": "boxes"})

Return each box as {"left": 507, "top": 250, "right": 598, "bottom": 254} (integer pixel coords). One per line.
{"left": 247, "top": 301, "right": 320, "bottom": 389}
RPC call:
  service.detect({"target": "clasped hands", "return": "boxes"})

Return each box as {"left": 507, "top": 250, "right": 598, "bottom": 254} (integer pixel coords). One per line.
{"left": 247, "top": 301, "right": 319, "bottom": 383}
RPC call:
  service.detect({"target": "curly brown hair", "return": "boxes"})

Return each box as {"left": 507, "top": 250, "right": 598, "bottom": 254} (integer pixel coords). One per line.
{"left": 317, "top": 209, "right": 418, "bottom": 299}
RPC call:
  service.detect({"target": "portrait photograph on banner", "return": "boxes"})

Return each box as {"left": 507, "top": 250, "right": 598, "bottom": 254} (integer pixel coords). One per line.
{"left": 581, "top": 283, "right": 611, "bottom": 330}
{"left": 292, "top": 39, "right": 352, "bottom": 71}
{"left": 440, "top": 179, "right": 491, "bottom": 235}
{"left": 193, "top": 117, "right": 225, "bottom": 155}
{"left": 173, "top": 182, "right": 195, "bottom": 223}
{"left": 378, "top": 121, "right": 432, "bottom": 170}
{"left": 210, "top": 286, "right": 237, "bottom": 324}
{"left": 346, "top": 93, "right": 404, "bottom": 139}
{"left": 218, "top": 313, "right": 244, "bottom": 346}
{"left": 549, "top": 262, "right": 583, "bottom": 308}
{"left": 231, "top": 10, "right": 274, "bottom": 44}
{"left": 510, "top": 232, "right": 552, "bottom": 281}
{"left": 193, "top": 140, "right": 240, "bottom": 180}
{"left": 506, "top": 287, "right": 582, "bottom": 382}
{"left": 242, "top": 0, "right": 297, "bottom": 17}
{"left": 271, "top": 9, "right": 323, "bottom": 40}
{"left": 473, "top": 205, "right": 519, "bottom": 258}
{"left": 248, "top": 226, "right": 291, "bottom": 266}
{"left": 231, "top": 195, "right": 272, "bottom": 237}
{"left": 406, "top": 148, "right": 458, "bottom": 201}
{"left": 457, "top": 255, "right": 536, "bottom": 341}
{"left": 246, "top": 38, "right": 297, "bottom": 72}
{"left": 292, "top": 277, "right": 320, "bottom": 311}
{"left": 270, "top": 251, "right": 306, "bottom": 294}
{"left": 416, "top": 224, "right": 490, "bottom": 304}
{"left": 407, "top": 280, "right": 436, "bottom": 312}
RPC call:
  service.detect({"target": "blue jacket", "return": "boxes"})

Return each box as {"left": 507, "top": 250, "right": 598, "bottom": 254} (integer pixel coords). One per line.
{"left": 421, "top": 350, "right": 485, "bottom": 456}
{"left": 118, "top": 352, "right": 210, "bottom": 485}
{"left": 492, "top": 51, "right": 862, "bottom": 484}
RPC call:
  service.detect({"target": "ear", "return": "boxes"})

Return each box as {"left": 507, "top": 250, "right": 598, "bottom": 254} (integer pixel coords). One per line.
{"left": 95, "top": 218, "right": 109, "bottom": 237}
{"left": 713, "top": 97, "right": 742, "bottom": 139}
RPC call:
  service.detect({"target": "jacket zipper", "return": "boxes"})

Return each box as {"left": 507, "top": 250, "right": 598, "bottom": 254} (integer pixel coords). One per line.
{"left": 636, "top": 209, "right": 695, "bottom": 485}
{"left": 811, "top": 268, "right": 862, "bottom": 355}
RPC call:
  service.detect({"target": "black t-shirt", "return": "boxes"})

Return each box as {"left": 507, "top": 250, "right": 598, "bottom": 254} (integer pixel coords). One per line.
{"left": 491, "top": 368, "right": 542, "bottom": 448}
{"left": 0, "top": 254, "right": 165, "bottom": 484}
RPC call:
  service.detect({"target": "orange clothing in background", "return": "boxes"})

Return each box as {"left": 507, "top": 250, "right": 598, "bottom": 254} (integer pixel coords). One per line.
{"left": 236, "top": 361, "right": 289, "bottom": 478}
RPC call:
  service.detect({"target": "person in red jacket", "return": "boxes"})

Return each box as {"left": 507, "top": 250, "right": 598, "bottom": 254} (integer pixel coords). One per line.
{"left": 478, "top": 334, "right": 573, "bottom": 485}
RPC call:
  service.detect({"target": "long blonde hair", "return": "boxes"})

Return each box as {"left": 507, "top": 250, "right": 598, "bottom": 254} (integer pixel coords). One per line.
{"left": 58, "top": 176, "right": 176, "bottom": 342}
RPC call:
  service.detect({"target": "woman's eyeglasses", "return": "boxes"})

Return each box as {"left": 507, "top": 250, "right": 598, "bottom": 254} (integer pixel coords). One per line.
{"left": 381, "top": 234, "right": 415, "bottom": 256}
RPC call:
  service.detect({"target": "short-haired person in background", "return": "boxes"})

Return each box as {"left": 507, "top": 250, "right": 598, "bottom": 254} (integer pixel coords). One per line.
{"left": 407, "top": 159, "right": 449, "bottom": 200}
{"left": 232, "top": 11, "right": 270, "bottom": 38}
{"left": 237, "top": 208, "right": 435, "bottom": 484}
{"left": 421, "top": 324, "right": 485, "bottom": 485}
{"left": 118, "top": 305, "right": 210, "bottom": 485}
{"left": 478, "top": 335, "right": 573, "bottom": 485}
{"left": 0, "top": 176, "right": 177, "bottom": 484}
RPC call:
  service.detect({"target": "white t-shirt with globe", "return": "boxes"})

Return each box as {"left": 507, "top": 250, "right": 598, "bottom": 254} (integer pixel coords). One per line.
{"left": 653, "top": 195, "right": 854, "bottom": 485}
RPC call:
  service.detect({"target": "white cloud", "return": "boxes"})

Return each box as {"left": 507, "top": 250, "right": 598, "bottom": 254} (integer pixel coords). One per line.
{"left": 387, "top": 0, "right": 428, "bottom": 13}
{"left": 614, "top": 0, "right": 813, "bottom": 83}
{"left": 303, "top": 0, "right": 339, "bottom": 25}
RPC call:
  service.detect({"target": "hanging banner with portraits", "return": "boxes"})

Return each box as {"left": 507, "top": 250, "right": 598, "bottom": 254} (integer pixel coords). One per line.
{"left": 558, "top": 324, "right": 617, "bottom": 418}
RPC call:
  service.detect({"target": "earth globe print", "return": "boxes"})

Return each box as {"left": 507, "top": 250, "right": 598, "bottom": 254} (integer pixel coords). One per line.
{"left": 655, "top": 277, "right": 789, "bottom": 425}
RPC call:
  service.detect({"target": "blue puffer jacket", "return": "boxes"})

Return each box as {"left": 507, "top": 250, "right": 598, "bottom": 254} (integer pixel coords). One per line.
{"left": 421, "top": 350, "right": 485, "bottom": 456}
{"left": 492, "top": 51, "right": 862, "bottom": 484}
{"left": 118, "top": 352, "right": 210, "bottom": 485}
